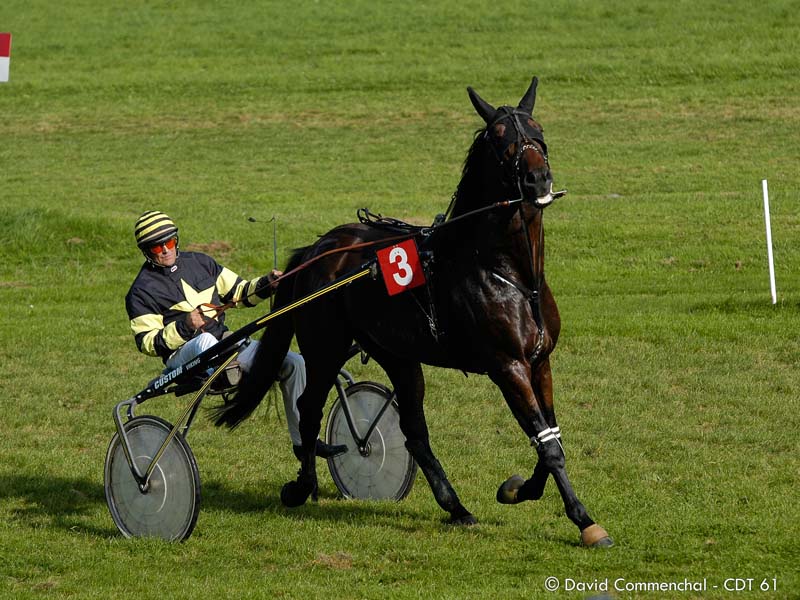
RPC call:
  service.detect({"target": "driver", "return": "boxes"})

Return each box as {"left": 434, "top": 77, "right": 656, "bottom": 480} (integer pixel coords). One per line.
{"left": 125, "top": 210, "right": 346, "bottom": 459}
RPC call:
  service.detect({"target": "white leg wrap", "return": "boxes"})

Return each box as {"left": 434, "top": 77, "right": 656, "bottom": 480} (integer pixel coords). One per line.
{"left": 530, "top": 426, "right": 564, "bottom": 454}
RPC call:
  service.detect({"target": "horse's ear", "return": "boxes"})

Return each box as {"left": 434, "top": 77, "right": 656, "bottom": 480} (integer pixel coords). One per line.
{"left": 467, "top": 86, "right": 495, "bottom": 124}
{"left": 517, "top": 76, "right": 539, "bottom": 114}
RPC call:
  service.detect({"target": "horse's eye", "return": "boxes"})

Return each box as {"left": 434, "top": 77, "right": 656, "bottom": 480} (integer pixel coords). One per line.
{"left": 493, "top": 123, "right": 506, "bottom": 138}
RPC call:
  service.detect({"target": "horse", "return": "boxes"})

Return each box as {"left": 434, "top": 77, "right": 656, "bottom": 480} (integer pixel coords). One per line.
{"left": 212, "top": 76, "right": 612, "bottom": 547}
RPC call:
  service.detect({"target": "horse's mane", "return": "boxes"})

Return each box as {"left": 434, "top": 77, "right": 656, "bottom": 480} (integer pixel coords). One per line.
{"left": 450, "top": 129, "right": 490, "bottom": 218}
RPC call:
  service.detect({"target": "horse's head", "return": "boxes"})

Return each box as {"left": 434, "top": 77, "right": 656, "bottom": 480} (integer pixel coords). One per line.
{"left": 467, "top": 77, "right": 555, "bottom": 208}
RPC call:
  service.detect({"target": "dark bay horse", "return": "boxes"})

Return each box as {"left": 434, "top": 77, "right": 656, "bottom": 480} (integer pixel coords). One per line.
{"left": 213, "top": 77, "right": 612, "bottom": 547}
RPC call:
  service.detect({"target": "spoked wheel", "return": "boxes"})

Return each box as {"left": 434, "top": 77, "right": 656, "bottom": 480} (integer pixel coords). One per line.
{"left": 325, "top": 381, "right": 417, "bottom": 501}
{"left": 104, "top": 415, "right": 201, "bottom": 541}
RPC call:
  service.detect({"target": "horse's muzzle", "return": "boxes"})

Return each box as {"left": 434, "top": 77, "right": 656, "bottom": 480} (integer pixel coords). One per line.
{"left": 522, "top": 170, "right": 556, "bottom": 208}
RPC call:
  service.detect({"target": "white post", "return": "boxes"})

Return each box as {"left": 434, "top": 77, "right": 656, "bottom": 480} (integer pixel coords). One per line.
{"left": 762, "top": 179, "right": 777, "bottom": 304}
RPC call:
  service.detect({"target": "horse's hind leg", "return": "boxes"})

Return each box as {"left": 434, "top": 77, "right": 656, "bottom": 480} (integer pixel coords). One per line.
{"left": 368, "top": 350, "right": 475, "bottom": 525}
{"left": 280, "top": 334, "right": 352, "bottom": 508}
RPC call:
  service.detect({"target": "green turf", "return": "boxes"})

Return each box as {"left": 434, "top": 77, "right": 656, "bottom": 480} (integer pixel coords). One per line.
{"left": 1, "top": 1, "right": 798, "bottom": 598}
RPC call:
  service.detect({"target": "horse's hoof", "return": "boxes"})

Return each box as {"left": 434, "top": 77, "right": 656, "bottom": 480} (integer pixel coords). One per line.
{"left": 280, "top": 480, "right": 315, "bottom": 508}
{"left": 581, "top": 524, "right": 614, "bottom": 548}
{"left": 496, "top": 474, "right": 526, "bottom": 504}
{"left": 449, "top": 513, "right": 478, "bottom": 526}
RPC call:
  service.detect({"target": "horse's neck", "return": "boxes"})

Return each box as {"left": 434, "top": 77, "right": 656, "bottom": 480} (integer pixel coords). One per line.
{"left": 450, "top": 174, "right": 503, "bottom": 220}
{"left": 449, "top": 138, "right": 501, "bottom": 219}
{"left": 484, "top": 205, "right": 544, "bottom": 283}
{"left": 446, "top": 198, "right": 545, "bottom": 290}
{"left": 444, "top": 138, "right": 546, "bottom": 283}
{"left": 449, "top": 158, "right": 544, "bottom": 273}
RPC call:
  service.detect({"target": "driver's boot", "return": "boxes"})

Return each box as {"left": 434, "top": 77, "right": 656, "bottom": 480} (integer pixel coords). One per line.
{"left": 293, "top": 440, "right": 348, "bottom": 460}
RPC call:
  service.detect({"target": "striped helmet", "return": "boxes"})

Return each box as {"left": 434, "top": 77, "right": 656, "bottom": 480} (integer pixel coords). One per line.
{"left": 134, "top": 211, "right": 178, "bottom": 250}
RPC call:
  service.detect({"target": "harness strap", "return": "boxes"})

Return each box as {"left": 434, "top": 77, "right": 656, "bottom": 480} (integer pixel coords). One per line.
{"left": 491, "top": 269, "right": 545, "bottom": 364}
{"left": 490, "top": 271, "right": 538, "bottom": 302}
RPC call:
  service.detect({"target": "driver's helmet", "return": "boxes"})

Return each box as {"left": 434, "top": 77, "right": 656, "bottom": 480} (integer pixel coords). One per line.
{"left": 134, "top": 211, "right": 179, "bottom": 262}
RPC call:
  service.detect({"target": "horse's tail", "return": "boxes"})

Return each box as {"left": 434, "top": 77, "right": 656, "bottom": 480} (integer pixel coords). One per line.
{"left": 210, "top": 247, "right": 307, "bottom": 429}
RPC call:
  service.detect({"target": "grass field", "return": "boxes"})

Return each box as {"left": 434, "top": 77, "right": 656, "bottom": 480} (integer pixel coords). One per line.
{"left": 1, "top": 1, "right": 799, "bottom": 598}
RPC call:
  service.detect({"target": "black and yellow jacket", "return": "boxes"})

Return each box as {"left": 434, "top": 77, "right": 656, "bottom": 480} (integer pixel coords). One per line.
{"left": 125, "top": 251, "right": 271, "bottom": 362}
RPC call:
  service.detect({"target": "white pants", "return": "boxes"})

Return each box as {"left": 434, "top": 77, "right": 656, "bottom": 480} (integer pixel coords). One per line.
{"left": 166, "top": 332, "right": 305, "bottom": 445}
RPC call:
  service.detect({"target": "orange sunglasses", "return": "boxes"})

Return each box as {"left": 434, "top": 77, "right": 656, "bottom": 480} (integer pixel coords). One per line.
{"left": 149, "top": 237, "right": 177, "bottom": 255}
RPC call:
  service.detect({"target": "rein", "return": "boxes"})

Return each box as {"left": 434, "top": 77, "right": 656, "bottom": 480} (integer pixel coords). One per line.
{"left": 198, "top": 232, "right": 416, "bottom": 321}
{"left": 199, "top": 198, "right": 526, "bottom": 322}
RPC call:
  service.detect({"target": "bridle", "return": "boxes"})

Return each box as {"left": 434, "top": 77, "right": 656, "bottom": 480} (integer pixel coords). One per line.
{"left": 484, "top": 106, "right": 551, "bottom": 206}
{"left": 483, "top": 106, "right": 555, "bottom": 363}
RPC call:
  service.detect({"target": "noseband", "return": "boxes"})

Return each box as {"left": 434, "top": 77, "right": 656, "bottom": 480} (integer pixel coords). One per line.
{"left": 484, "top": 106, "right": 550, "bottom": 203}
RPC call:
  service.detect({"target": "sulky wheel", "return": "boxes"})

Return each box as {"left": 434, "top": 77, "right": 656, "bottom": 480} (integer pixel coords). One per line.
{"left": 325, "top": 381, "right": 417, "bottom": 501}
{"left": 104, "top": 415, "right": 201, "bottom": 541}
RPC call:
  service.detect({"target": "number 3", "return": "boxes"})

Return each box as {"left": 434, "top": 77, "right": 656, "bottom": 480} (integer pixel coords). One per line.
{"left": 389, "top": 247, "right": 413, "bottom": 286}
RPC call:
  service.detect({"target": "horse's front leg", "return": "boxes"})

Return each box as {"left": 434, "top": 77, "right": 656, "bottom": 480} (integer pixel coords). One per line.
{"left": 533, "top": 359, "right": 612, "bottom": 546}
{"left": 491, "top": 359, "right": 612, "bottom": 547}
{"left": 517, "top": 358, "right": 557, "bottom": 501}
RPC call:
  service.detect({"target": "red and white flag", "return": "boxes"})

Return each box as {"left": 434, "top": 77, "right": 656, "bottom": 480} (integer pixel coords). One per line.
{"left": 0, "top": 33, "right": 11, "bottom": 83}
